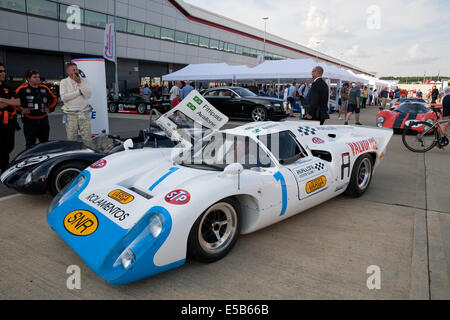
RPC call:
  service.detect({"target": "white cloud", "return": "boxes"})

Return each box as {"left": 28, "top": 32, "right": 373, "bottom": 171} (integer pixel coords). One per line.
{"left": 183, "top": 0, "right": 450, "bottom": 76}
{"left": 403, "top": 43, "right": 439, "bottom": 64}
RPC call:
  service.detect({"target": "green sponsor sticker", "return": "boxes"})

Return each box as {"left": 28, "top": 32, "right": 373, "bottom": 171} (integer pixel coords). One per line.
{"left": 193, "top": 96, "right": 203, "bottom": 105}
{"left": 187, "top": 102, "right": 196, "bottom": 111}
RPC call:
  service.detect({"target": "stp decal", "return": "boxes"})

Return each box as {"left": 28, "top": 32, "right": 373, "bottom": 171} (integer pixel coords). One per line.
{"left": 64, "top": 210, "right": 98, "bottom": 236}
{"left": 90, "top": 159, "right": 107, "bottom": 169}
{"left": 165, "top": 190, "right": 191, "bottom": 205}
{"left": 347, "top": 138, "right": 378, "bottom": 156}
{"left": 312, "top": 137, "right": 325, "bottom": 144}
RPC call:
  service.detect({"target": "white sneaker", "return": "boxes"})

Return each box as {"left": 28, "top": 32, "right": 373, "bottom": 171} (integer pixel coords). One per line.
{"left": 338, "top": 117, "right": 343, "bottom": 120}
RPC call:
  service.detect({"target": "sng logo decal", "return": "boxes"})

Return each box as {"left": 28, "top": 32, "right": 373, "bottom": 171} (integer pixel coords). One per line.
{"left": 90, "top": 159, "right": 107, "bottom": 169}
{"left": 165, "top": 190, "right": 191, "bottom": 205}
{"left": 64, "top": 210, "right": 98, "bottom": 236}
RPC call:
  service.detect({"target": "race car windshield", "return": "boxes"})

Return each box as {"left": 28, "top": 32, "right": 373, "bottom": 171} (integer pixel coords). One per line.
{"left": 176, "top": 133, "right": 273, "bottom": 170}
{"left": 394, "top": 103, "right": 429, "bottom": 114}
{"left": 232, "top": 88, "right": 257, "bottom": 97}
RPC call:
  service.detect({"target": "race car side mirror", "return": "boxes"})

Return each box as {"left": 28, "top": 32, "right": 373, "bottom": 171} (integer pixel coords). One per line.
{"left": 123, "top": 139, "right": 134, "bottom": 151}
{"left": 222, "top": 163, "right": 244, "bottom": 175}
{"left": 220, "top": 163, "right": 244, "bottom": 190}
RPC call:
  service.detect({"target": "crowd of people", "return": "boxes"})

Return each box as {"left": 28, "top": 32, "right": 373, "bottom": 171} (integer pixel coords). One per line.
{"left": 0, "top": 61, "right": 93, "bottom": 174}
{"left": 2, "top": 59, "right": 449, "bottom": 174}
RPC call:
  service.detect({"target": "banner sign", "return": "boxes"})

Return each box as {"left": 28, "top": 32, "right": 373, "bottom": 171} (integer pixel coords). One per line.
{"left": 104, "top": 24, "right": 116, "bottom": 62}
{"left": 71, "top": 58, "right": 109, "bottom": 135}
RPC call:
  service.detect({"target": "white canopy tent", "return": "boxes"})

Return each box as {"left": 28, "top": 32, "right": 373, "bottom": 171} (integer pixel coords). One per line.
{"left": 235, "top": 59, "right": 316, "bottom": 81}
{"left": 162, "top": 62, "right": 251, "bottom": 82}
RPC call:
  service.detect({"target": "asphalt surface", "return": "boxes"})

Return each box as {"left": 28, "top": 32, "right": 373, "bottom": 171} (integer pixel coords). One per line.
{"left": 0, "top": 106, "right": 449, "bottom": 300}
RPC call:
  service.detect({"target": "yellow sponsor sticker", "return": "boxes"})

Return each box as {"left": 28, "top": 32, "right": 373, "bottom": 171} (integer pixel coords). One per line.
{"left": 108, "top": 189, "right": 134, "bottom": 204}
{"left": 306, "top": 176, "right": 327, "bottom": 194}
{"left": 64, "top": 210, "right": 98, "bottom": 236}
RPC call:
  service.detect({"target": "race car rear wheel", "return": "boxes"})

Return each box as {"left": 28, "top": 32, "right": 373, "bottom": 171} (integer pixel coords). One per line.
{"left": 187, "top": 198, "right": 240, "bottom": 263}
{"left": 344, "top": 154, "right": 373, "bottom": 197}
{"left": 137, "top": 103, "right": 147, "bottom": 114}
{"left": 108, "top": 103, "right": 118, "bottom": 113}
{"left": 50, "top": 161, "right": 88, "bottom": 196}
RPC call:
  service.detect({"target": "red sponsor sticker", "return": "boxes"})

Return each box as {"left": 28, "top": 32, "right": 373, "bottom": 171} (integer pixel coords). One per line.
{"left": 165, "top": 189, "right": 191, "bottom": 205}
{"left": 346, "top": 138, "right": 378, "bottom": 156}
{"left": 312, "top": 137, "right": 325, "bottom": 144}
{"left": 90, "top": 159, "right": 107, "bottom": 169}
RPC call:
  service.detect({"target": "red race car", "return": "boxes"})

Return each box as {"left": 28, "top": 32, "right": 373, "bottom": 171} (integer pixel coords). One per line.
{"left": 376, "top": 102, "right": 438, "bottom": 133}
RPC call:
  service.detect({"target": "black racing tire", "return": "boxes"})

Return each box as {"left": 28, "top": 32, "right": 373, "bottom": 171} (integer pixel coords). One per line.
{"left": 137, "top": 103, "right": 147, "bottom": 114}
{"left": 251, "top": 106, "right": 268, "bottom": 122}
{"left": 402, "top": 121, "right": 438, "bottom": 153}
{"left": 344, "top": 154, "right": 373, "bottom": 197}
{"left": 187, "top": 198, "right": 241, "bottom": 263}
{"left": 49, "top": 161, "right": 88, "bottom": 196}
{"left": 108, "top": 103, "right": 118, "bottom": 113}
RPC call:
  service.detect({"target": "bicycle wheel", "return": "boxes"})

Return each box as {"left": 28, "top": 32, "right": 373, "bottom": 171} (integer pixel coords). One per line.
{"left": 402, "top": 121, "right": 438, "bottom": 152}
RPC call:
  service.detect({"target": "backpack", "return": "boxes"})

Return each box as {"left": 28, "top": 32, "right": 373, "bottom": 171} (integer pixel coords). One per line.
{"left": 341, "top": 88, "right": 349, "bottom": 100}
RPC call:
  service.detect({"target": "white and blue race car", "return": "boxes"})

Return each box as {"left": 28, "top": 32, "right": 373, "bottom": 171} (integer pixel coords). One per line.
{"left": 47, "top": 91, "right": 393, "bottom": 285}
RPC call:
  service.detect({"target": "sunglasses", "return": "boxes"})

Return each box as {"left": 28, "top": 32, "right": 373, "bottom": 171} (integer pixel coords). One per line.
{"left": 0, "top": 70, "right": 6, "bottom": 73}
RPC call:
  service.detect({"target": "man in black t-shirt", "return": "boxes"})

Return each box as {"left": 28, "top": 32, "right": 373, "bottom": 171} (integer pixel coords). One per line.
{"left": 16, "top": 70, "right": 57, "bottom": 149}
{"left": 0, "top": 63, "right": 21, "bottom": 172}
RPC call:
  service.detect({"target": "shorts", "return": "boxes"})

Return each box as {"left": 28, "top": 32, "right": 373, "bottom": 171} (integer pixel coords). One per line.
{"left": 347, "top": 103, "right": 360, "bottom": 114}
{"left": 341, "top": 100, "right": 348, "bottom": 109}
{"left": 443, "top": 104, "right": 450, "bottom": 117}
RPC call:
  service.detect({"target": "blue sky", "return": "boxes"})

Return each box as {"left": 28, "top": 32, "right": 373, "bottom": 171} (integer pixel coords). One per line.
{"left": 183, "top": 0, "right": 449, "bottom": 77}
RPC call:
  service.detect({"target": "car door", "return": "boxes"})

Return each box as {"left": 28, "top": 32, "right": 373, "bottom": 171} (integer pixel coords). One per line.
{"left": 218, "top": 89, "right": 236, "bottom": 116}
{"left": 257, "top": 130, "right": 335, "bottom": 218}
{"left": 204, "top": 90, "right": 225, "bottom": 113}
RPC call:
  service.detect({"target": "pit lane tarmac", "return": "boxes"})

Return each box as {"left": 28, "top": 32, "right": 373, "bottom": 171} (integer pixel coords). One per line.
{"left": 0, "top": 108, "right": 449, "bottom": 299}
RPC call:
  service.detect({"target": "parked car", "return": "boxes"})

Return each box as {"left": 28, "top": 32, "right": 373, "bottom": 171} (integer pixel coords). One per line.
{"left": 377, "top": 102, "right": 437, "bottom": 133}
{"left": 46, "top": 91, "right": 392, "bottom": 285}
{"left": 108, "top": 94, "right": 171, "bottom": 114}
{"left": 203, "top": 87, "right": 288, "bottom": 122}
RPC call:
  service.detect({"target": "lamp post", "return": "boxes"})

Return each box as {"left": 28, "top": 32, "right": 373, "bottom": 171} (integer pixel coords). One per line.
{"left": 262, "top": 16, "right": 269, "bottom": 61}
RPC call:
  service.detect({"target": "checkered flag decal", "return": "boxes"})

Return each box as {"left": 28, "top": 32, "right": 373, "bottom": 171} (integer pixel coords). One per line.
{"left": 297, "top": 126, "right": 317, "bottom": 136}
{"left": 314, "top": 162, "right": 325, "bottom": 171}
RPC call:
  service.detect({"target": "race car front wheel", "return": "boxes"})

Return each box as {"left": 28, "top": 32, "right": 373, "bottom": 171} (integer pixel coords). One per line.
{"left": 187, "top": 198, "right": 240, "bottom": 263}
{"left": 344, "top": 154, "right": 373, "bottom": 197}
{"left": 50, "top": 161, "right": 88, "bottom": 196}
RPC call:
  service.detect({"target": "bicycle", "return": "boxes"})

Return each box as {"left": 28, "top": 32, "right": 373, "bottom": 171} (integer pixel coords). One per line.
{"left": 402, "top": 107, "right": 449, "bottom": 152}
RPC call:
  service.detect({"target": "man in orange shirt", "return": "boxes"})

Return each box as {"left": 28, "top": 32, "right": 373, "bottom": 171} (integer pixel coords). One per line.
{"left": 16, "top": 70, "right": 57, "bottom": 149}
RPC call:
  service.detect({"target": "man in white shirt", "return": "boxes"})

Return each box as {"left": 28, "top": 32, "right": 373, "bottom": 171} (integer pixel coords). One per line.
{"left": 169, "top": 81, "right": 182, "bottom": 107}
{"left": 59, "top": 62, "right": 93, "bottom": 148}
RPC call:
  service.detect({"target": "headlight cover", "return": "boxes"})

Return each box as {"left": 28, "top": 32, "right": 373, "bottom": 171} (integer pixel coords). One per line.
{"left": 112, "top": 214, "right": 164, "bottom": 270}
{"left": 376, "top": 116, "right": 385, "bottom": 128}
{"left": 47, "top": 174, "right": 86, "bottom": 216}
